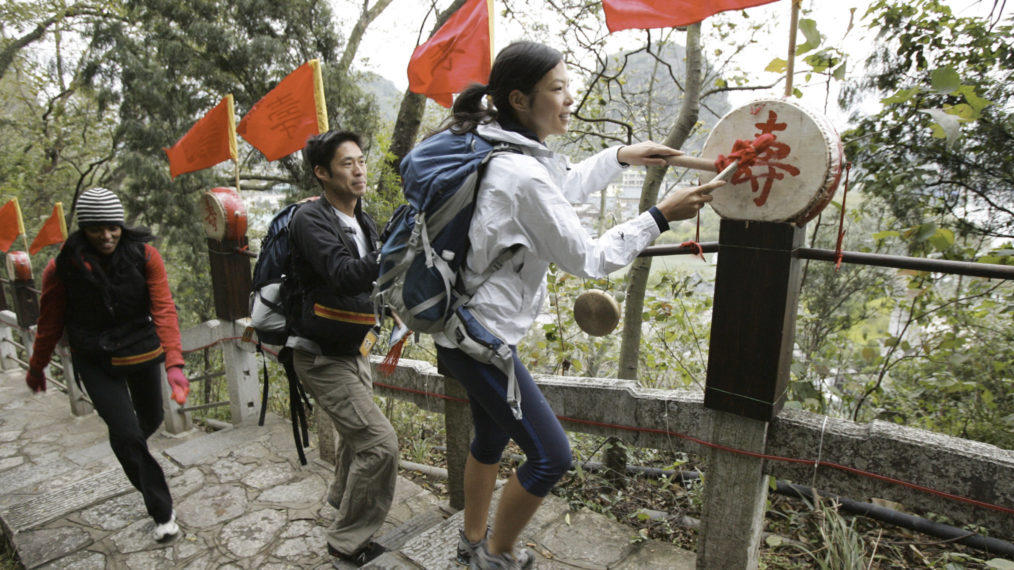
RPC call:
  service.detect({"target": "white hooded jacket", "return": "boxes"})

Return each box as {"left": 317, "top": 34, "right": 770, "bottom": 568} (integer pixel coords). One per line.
{"left": 435, "top": 121, "right": 666, "bottom": 347}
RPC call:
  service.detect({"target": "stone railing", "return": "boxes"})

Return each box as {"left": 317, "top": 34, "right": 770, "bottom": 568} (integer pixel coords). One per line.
{"left": 3, "top": 313, "right": 1011, "bottom": 541}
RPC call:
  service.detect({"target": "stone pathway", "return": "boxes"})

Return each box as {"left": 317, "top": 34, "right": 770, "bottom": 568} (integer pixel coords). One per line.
{"left": 0, "top": 368, "right": 696, "bottom": 569}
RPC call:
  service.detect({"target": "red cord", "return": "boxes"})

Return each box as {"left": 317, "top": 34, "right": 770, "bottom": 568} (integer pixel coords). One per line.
{"left": 834, "top": 162, "right": 853, "bottom": 271}
{"left": 679, "top": 212, "right": 706, "bottom": 261}
{"left": 191, "top": 335, "right": 1014, "bottom": 516}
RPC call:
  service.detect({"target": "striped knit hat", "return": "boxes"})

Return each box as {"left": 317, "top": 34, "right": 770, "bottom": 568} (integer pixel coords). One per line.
{"left": 76, "top": 187, "right": 125, "bottom": 228}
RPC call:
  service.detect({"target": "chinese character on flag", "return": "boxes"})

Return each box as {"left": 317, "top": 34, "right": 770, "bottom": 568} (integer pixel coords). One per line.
{"left": 237, "top": 60, "right": 329, "bottom": 161}
{"left": 0, "top": 198, "right": 26, "bottom": 252}
{"left": 29, "top": 202, "right": 68, "bottom": 254}
{"left": 164, "top": 95, "right": 238, "bottom": 179}
{"left": 602, "top": 0, "right": 779, "bottom": 33}
{"left": 407, "top": 0, "right": 493, "bottom": 108}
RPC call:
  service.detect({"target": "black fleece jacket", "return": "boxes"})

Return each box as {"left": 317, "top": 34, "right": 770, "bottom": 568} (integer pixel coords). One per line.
{"left": 288, "top": 195, "right": 380, "bottom": 355}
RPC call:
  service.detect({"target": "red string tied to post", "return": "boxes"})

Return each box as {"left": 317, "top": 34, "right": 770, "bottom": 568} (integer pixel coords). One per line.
{"left": 680, "top": 212, "right": 706, "bottom": 262}
{"left": 714, "top": 133, "right": 777, "bottom": 173}
{"left": 834, "top": 162, "right": 853, "bottom": 271}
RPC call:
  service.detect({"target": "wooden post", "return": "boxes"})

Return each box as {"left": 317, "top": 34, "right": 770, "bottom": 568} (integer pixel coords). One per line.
{"left": 440, "top": 362, "right": 473, "bottom": 511}
{"left": 0, "top": 276, "right": 9, "bottom": 312}
{"left": 698, "top": 219, "right": 803, "bottom": 569}
{"left": 11, "top": 279, "right": 39, "bottom": 329}
{"left": 207, "top": 237, "right": 252, "bottom": 321}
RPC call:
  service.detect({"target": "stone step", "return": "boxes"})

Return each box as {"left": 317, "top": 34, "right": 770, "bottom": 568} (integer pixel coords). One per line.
{"left": 377, "top": 507, "right": 447, "bottom": 551}
{"left": 163, "top": 413, "right": 291, "bottom": 467}
{"left": 1, "top": 456, "right": 180, "bottom": 534}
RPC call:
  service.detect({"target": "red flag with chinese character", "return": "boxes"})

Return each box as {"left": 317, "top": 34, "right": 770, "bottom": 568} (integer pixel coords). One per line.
{"left": 29, "top": 202, "right": 68, "bottom": 255}
{"left": 602, "top": 0, "right": 778, "bottom": 32}
{"left": 164, "top": 95, "right": 238, "bottom": 179}
{"left": 407, "top": 0, "right": 493, "bottom": 108}
{"left": 0, "top": 198, "right": 26, "bottom": 252}
{"left": 237, "top": 60, "right": 329, "bottom": 161}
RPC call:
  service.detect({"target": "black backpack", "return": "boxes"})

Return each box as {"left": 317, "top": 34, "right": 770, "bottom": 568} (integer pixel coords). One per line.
{"left": 249, "top": 198, "right": 318, "bottom": 465}
{"left": 250, "top": 199, "right": 316, "bottom": 345}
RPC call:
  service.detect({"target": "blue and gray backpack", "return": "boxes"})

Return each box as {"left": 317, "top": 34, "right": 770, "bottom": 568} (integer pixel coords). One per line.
{"left": 374, "top": 129, "right": 539, "bottom": 419}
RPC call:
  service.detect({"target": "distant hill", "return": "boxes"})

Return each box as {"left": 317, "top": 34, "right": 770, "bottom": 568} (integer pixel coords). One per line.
{"left": 583, "top": 43, "right": 732, "bottom": 154}
{"left": 361, "top": 72, "right": 403, "bottom": 125}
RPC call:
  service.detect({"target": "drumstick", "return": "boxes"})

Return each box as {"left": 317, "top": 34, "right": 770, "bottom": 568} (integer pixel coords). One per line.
{"left": 660, "top": 155, "right": 718, "bottom": 172}
{"left": 655, "top": 133, "right": 777, "bottom": 177}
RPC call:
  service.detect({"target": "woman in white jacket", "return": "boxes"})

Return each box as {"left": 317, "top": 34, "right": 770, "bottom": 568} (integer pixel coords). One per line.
{"left": 437, "top": 41, "right": 724, "bottom": 570}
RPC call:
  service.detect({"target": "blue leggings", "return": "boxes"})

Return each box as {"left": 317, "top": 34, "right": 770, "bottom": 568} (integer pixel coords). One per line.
{"left": 436, "top": 345, "right": 571, "bottom": 497}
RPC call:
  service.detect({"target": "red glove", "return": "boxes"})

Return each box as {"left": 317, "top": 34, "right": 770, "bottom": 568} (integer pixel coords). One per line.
{"left": 26, "top": 367, "right": 47, "bottom": 393}
{"left": 167, "top": 366, "right": 190, "bottom": 405}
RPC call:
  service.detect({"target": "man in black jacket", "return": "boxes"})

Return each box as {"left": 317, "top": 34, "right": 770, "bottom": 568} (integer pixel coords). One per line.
{"left": 288, "top": 130, "right": 397, "bottom": 566}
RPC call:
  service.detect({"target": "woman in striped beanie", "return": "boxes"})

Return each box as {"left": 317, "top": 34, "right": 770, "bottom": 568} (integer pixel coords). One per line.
{"left": 26, "top": 187, "right": 190, "bottom": 543}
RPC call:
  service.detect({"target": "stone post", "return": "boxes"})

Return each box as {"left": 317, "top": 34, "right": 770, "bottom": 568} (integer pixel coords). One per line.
{"left": 698, "top": 220, "right": 803, "bottom": 570}
{"left": 440, "top": 364, "right": 473, "bottom": 511}
{"left": 57, "top": 346, "right": 94, "bottom": 416}
{"left": 0, "top": 310, "right": 16, "bottom": 370}
{"left": 222, "top": 320, "right": 259, "bottom": 426}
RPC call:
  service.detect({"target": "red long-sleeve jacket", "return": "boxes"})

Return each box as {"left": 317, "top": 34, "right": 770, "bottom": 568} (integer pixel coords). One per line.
{"left": 29, "top": 243, "right": 185, "bottom": 372}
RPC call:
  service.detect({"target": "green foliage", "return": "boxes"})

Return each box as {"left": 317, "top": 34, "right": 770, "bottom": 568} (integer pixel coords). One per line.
{"left": 791, "top": 498, "right": 870, "bottom": 569}
{"left": 2, "top": 0, "right": 388, "bottom": 326}
{"left": 842, "top": 0, "right": 1014, "bottom": 240}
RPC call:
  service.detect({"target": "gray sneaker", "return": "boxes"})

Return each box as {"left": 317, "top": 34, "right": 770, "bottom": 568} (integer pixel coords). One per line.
{"left": 470, "top": 542, "right": 534, "bottom": 570}
{"left": 456, "top": 528, "right": 486, "bottom": 566}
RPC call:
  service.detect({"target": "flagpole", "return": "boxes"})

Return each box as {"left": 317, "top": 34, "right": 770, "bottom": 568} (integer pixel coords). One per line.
{"left": 784, "top": 0, "right": 802, "bottom": 97}
{"left": 234, "top": 159, "right": 241, "bottom": 194}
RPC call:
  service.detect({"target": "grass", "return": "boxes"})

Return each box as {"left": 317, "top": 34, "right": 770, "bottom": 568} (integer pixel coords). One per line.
{"left": 0, "top": 532, "right": 23, "bottom": 570}
{"left": 380, "top": 396, "right": 1011, "bottom": 569}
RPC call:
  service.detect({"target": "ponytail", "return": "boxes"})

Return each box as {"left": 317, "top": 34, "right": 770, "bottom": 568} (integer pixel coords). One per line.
{"left": 443, "top": 83, "right": 496, "bottom": 134}
{"left": 438, "top": 41, "right": 563, "bottom": 136}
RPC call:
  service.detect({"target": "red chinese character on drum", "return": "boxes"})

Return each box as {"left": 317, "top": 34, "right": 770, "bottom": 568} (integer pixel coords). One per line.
{"left": 730, "top": 111, "right": 802, "bottom": 207}
{"left": 704, "top": 99, "right": 844, "bottom": 226}
{"left": 203, "top": 199, "right": 221, "bottom": 236}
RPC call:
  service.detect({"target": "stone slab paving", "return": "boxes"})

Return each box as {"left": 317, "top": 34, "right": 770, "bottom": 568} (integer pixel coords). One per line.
{"left": 0, "top": 368, "right": 697, "bottom": 569}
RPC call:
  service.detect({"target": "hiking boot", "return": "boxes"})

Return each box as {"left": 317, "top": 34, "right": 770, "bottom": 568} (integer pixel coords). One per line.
{"left": 329, "top": 540, "right": 387, "bottom": 566}
{"left": 153, "top": 511, "right": 179, "bottom": 543}
{"left": 470, "top": 542, "right": 534, "bottom": 570}
{"left": 456, "top": 528, "right": 487, "bottom": 566}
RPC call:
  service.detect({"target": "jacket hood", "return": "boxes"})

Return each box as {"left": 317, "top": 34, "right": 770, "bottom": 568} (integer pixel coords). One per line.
{"left": 476, "top": 122, "right": 554, "bottom": 154}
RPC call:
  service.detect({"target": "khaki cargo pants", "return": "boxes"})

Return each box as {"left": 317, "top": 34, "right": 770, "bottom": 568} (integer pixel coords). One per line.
{"left": 292, "top": 350, "right": 399, "bottom": 556}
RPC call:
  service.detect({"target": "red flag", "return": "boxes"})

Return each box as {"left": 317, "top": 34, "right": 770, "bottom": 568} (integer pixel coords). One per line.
{"left": 29, "top": 202, "right": 68, "bottom": 255}
{"left": 164, "top": 95, "right": 238, "bottom": 179}
{"left": 603, "top": 0, "right": 779, "bottom": 32}
{"left": 407, "top": 0, "right": 493, "bottom": 108}
{"left": 238, "top": 60, "right": 329, "bottom": 161}
{"left": 0, "top": 198, "right": 26, "bottom": 252}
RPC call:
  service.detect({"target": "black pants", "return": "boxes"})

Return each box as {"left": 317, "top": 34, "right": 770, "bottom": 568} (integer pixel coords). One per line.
{"left": 73, "top": 354, "right": 173, "bottom": 523}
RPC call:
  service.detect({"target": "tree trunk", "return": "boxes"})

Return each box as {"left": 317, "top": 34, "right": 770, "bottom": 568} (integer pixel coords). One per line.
{"left": 617, "top": 23, "right": 703, "bottom": 380}
{"left": 376, "top": 0, "right": 467, "bottom": 200}
{"left": 378, "top": 91, "right": 427, "bottom": 203}
{"left": 338, "top": 0, "right": 396, "bottom": 72}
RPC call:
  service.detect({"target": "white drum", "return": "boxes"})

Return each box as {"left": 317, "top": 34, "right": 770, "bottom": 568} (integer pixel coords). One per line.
{"left": 704, "top": 99, "right": 844, "bottom": 226}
